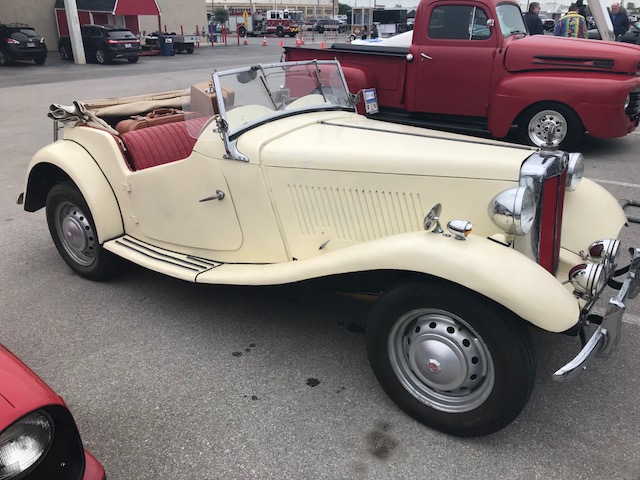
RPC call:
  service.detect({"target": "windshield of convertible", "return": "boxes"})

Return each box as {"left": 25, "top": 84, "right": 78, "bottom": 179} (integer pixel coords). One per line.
{"left": 210, "top": 61, "right": 354, "bottom": 136}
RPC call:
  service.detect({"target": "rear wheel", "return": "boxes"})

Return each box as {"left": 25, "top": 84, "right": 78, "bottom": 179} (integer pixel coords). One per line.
{"left": 34, "top": 56, "right": 46, "bottom": 65}
{"left": 95, "top": 48, "right": 110, "bottom": 64}
{"left": 517, "top": 102, "right": 582, "bottom": 150}
{"left": 127, "top": 55, "right": 139, "bottom": 63}
{"left": 238, "top": 26, "right": 247, "bottom": 38}
{"left": 59, "top": 45, "right": 72, "bottom": 60}
{"left": 46, "top": 182, "right": 122, "bottom": 281}
{"left": 0, "top": 50, "right": 13, "bottom": 66}
{"left": 366, "top": 281, "right": 536, "bottom": 437}
{"left": 186, "top": 46, "right": 194, "bottom": 54}
{"left": 276, "top": 26, "right": 285, "bottom": 37}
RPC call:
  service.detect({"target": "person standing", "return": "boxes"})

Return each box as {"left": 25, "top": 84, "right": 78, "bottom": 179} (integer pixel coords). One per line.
{"left": 610, "top": 3, "right": 630, "bottom": 41}
{"left": 554, "top": 3, "right": 588, "bottom": 38}
{"left": 524, "top": 2, "right": 545, "bottom": 35}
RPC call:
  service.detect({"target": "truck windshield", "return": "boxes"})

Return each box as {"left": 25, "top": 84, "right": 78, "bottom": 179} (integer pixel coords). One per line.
{"left": 496, "top": 4, "right": 527, "bottom": 37}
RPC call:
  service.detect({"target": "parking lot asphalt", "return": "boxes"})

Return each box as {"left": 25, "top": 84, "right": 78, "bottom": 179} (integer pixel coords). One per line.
{"left": 1, "top": 43, "right": 640, "bottom": 480}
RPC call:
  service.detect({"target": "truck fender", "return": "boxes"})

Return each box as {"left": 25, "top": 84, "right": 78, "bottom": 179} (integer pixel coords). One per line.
{"left": 203, "top": 231, "right": 579, "bottom": 333}
{"left": 23, "top": 140, "right": 124, "bottom": 243}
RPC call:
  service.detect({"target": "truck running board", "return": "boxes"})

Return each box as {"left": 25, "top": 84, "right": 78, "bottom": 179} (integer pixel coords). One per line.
{"left": 371, "top": 111, "right": 492, "bottom": 137}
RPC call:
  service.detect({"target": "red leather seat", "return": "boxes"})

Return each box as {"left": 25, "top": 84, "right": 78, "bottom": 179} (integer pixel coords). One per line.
{"left": 121, "top": 116, "right": 209, "bottom": 171}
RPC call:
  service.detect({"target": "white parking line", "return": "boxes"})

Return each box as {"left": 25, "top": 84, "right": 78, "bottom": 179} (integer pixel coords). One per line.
{"left": 593, "top": 179, "right": 640, "bottom": 189}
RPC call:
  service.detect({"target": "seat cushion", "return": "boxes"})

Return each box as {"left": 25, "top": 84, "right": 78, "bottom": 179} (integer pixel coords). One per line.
{"left": 121, "top": 116, "right": 209, "bottom": 170}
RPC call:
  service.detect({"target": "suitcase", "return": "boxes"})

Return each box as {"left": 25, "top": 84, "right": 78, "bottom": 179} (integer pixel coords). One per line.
{"left": 115, "top": 108, "right": 185, "bottom": 134}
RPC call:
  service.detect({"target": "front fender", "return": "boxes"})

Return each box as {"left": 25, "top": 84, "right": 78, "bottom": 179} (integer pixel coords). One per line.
{"left": 24, "top": 140, "right": 124, "bottom": 243}
{"left": 199, "top": 231, "right": 579, "bottom": 333}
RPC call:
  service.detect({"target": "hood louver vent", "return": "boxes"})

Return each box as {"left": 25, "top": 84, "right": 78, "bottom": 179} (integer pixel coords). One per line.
{"left": 533, "top": 55, "right": 615, "bottom": 69}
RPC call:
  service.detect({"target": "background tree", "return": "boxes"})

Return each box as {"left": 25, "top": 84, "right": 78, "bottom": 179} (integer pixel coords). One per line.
{"left": 213, "top": 7, "right": 229, "bottom": 25}
{"left": 338, "top": 2, "right": 350, "bottom": 14}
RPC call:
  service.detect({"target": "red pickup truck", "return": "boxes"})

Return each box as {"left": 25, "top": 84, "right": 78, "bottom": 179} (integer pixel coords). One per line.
{"left": 285, "top": 0, "right": 640, "bottom": 148}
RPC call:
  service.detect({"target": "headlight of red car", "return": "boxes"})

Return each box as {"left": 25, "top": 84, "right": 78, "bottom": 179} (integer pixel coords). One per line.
{"left": 0, "top": 411, "right": 53, "bottom": 480}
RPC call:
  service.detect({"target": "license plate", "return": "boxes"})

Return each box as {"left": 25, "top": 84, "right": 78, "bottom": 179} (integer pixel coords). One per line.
{"left": 27, "top": 42, "right": 35, "bottom": 47}
{"left": 125, "top": 43, "right": 132, "bottom": 48}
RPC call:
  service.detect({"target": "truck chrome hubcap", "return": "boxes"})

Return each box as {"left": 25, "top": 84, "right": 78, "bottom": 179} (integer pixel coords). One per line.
{"left": 528, "top": 110, "right": 567, "bottom": 146}
{"left": 55, "top": 201, "right": 96, "bottom": 266}
{"left": 389, "top": 309, "right": 494, "bottom": 413}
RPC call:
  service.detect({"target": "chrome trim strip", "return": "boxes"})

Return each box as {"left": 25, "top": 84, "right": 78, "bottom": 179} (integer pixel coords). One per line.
{"left": 553, "top": 247, "right": 640, "bottom": 382}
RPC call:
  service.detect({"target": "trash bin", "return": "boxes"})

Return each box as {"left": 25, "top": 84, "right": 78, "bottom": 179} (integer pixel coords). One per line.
{"left": 159, "top": 35, "right": 175, "bottom": 56}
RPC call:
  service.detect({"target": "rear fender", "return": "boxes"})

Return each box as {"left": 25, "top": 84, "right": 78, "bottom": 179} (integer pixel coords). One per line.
{"left": 24, "top": 140, "right": 124, "bottom": 243}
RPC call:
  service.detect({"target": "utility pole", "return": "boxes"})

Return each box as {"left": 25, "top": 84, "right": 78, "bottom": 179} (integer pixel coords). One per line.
{"left": 63, "top": 0, "right": 86, "bottom": 64}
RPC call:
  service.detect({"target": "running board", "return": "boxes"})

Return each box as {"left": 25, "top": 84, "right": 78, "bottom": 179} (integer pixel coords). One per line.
{"left": 103, "top": 235, "right": 221, "bottom": 282}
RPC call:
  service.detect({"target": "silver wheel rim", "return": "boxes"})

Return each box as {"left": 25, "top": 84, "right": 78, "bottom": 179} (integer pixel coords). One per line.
{"left": 388, "top": 308, "right": 495, "bottom": 413}
{"left": 527, "top": 109, "right": 567, "bottom": 147}
{"left": 54, "top": 201, "right": 96, "bottom": 267}
{"left": 96, "top": 50, "right": 105, "bottom": 63}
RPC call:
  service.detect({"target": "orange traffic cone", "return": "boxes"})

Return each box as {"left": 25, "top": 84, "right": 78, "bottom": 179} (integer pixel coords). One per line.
{"left": 321, "top": 40, "right": 325, "bottom": 48}
{"left": 295, "top": 36, "right": 301, "bottom": 47}
{"left": 243, "top": 34, "right": 248, "bottom": 45}
{"left": 279, "top": 39, "right": 283, "bottom": 47}
{"left": 262, "top": 36, "right": 267, "bottom": 46}
{"left": 300, "top": 36, "right": 305, "bottom": 45}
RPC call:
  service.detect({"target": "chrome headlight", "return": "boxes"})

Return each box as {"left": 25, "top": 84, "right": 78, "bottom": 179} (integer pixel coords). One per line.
{"left": 488, "top": 186, "right": 535, "bottom": 236}
{"left": 565, "top": 153, "right": 584, "bottom": 192}
{"left": 588, "top": 239, "right": 621, "bottom": 269}
{"left": 568, "top": 262, "right": 606, "bottom": 297}
{"left": 0, "top": 411, "right": 53, "bottom": 479}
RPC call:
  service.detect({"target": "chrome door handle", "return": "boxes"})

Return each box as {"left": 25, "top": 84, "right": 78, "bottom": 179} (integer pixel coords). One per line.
{"left": 199, "top": 190, "right": 225, "bottom": 202}
{"left": 421, "top": 53, "right": 433, "bottom": 60}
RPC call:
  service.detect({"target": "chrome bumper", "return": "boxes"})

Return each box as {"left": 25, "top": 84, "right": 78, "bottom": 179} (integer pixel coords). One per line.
{"left": 553, "top": 247, "right": 640, "bottom": 382}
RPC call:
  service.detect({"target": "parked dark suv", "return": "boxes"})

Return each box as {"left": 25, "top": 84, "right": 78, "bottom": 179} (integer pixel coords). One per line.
{"left": 58, "top": 24, "right": 141, "bottom": 64}
{"left": 0, "top": 23, "right": 47, "bottom": 66}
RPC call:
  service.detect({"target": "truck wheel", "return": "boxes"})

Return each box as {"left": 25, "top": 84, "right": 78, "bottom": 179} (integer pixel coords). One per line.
{"left": 186, "top": 46, "right": 194, "bottom": 54}
{"left": 238, "top": 26, "right": 247, "bottom": 38}
{"left": 366, "top": 281, "right": 536, "bottom": 437}
{"left": 276, "top": 26, "right": 285, "bottom": 37}
{"left": 46, "top": 182, "right": 122, "bottom": 281}
{"left": 517, "top": 102, "right": 582, "bottom": 150}
{"left": 95, "top": 48, "right": 110, "bottom": 65}
{"left": 59, "top": 45, "right": 72, "bottom": 61}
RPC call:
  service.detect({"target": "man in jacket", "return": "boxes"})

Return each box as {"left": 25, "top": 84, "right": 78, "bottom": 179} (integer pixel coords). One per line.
{"left": 554, "top": 3, "right": 588, "bottom": 38}
{"left": 610, "top": 3, "right": 630, "bottom": 41}
{"left": 524, "top": 2, "right": 545, "bottom": 35}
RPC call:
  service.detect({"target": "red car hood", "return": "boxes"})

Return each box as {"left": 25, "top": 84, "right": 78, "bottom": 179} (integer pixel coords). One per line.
{"left": 0, "top": 344, "right": 63, "bottom": 427}
{"left": 504, "top": 35, "right": 640, "bottom": 74}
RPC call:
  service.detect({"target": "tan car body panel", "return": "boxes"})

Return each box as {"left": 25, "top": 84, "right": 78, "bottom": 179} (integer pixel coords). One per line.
{"left": 26, "top": 111, "right": 626, "bottom": 334}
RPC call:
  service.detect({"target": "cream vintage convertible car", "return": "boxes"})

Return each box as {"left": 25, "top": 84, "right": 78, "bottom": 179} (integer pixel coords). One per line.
{"left": 18, "top": 60, "right": 640, "bottom": 437}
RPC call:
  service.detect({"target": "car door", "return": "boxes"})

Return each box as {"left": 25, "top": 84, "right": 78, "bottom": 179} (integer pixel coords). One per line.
{"left": 407, "top": 2, "right": 498, "bottom": 118}
{"left": 125, "top": 152, "right": 243, "bottom": 252}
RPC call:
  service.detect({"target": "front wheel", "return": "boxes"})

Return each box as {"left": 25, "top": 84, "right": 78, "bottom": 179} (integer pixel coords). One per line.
{"left": 0, "top": 50, "right": 13, "bottom": 66}
{"left": 59, "top": 44, "right": 72, "bottom": 60}
{"left": 366, "top": 281, "right": 536, "bottom": 437}
{"left": 46, "top": 182, "right": 122, "bottom": 281}
{"left": 517, "top": 102, "right": 583, "bottom": 150}
{"left": 276, "top": 27, "right": 285, "bottom": 37}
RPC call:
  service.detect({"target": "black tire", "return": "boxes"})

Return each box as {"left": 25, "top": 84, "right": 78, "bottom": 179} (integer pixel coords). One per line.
{"left": 46, "top": 182, "right": 122, "bottom": 281}
{"left": 0, "top": 50, "right": 14, "bottom": 66}
{"left": 366, "top": 281, "right": 536, "bottom": 437}
{"left": 95, "top": 48, "right": 110, "bottom": 65}
{"left": 276, "top": 26, "right": 285, "bottom": 37}
{"left": 34, "top": 56, "right": 46, "bottom": 65}
{"left": 186, "top": 47, "right": 194, "bottom": 54}
{"left": 517, "top": 102, "right": 583, "bottom": 150}
{"left": 59, "top": 44, "right": 72, "bottom": 60}
{"left": 238, "top": 26, "right": 247, "bottom": 38}
{"left": 127, "top": 56, "right": 139, "bottom": 63}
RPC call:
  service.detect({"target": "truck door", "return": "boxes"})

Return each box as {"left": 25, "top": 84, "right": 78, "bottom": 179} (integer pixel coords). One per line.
{"left": 407, "top": 3, "right": 498, "bottom": 118}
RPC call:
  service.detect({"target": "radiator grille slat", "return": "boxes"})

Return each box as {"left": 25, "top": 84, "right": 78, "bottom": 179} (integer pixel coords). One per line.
{"left": 287, "top": 185, "right": 424, "bottom": 242}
